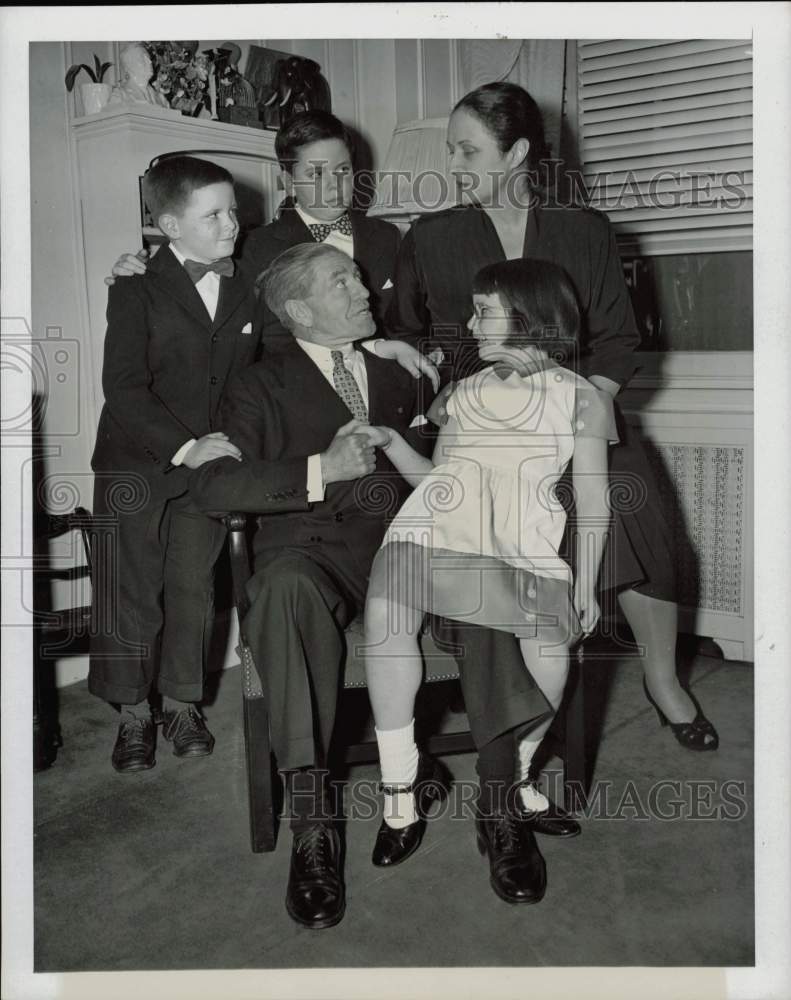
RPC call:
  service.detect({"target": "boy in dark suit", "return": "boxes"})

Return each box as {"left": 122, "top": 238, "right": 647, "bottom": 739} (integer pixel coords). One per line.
{"left": 89, "top": 156, "right": 260, "bottom": 772}
{"left": 238, "top": 109, "right": 398, "bottom": 341}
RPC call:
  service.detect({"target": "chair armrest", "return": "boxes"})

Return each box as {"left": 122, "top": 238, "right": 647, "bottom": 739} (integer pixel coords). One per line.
{"left": 223, "top": 513, "right": 253, "bottom": 624}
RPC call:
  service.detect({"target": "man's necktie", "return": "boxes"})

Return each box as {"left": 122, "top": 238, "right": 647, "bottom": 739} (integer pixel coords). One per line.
{"left": 183, "top": 258, "right": 235, "bottom": 283}
{"left": 331, "top": 350, "right": 368, "bottom": 422}
{"left": 308, "top": 213, "right": 354, "bottom": 243}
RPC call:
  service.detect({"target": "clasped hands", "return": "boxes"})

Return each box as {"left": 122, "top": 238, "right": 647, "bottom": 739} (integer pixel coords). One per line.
{"left": 320, "top": 419, "right": 394, "bottom": 484}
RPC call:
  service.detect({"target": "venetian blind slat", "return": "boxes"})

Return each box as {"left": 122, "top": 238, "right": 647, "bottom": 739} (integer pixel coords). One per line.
{"left": 583, "top": 73, "right": 753, "bottom": 112}
{"left": 579, "top": 38, "right": 749, "bottom": 61}
{"left": 582, "top": 44, "right": 751, "bottom": 84}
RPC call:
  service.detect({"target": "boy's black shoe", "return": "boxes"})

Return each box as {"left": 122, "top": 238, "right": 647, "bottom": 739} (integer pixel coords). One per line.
{"left": 111, "top": 716, "right": 156, "bottom": 772}
{"left": 286, "top": 823, "right": 345, "bottom": 929}
{"left": 162, "top": 704, "right": 215, "bottom": 757}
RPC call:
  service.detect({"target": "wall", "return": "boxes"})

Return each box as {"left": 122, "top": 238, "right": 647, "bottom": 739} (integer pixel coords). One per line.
{"left": 30, "top": 43, "right": 98, "bottom": 684}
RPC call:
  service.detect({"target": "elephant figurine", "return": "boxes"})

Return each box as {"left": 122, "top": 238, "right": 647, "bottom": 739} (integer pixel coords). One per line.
{"left": 260, "top": 55, "right": 331, "bottom": 127}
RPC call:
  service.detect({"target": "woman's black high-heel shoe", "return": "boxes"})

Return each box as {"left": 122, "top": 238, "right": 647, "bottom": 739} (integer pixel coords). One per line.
{"left": 642, "top": 678, "right": 719, "bottom": 751}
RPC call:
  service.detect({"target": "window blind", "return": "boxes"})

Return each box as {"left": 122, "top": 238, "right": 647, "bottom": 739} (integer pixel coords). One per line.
{"left": 576, "top": 39, "right": 753, "bottom": 255}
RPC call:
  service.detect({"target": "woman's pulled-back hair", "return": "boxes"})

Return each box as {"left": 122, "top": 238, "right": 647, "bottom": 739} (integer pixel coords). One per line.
{"left": 452, "top": 82, "right": 551, "bottom": 174}
{"left": 472, "top": 258, "right": 581, "bottom": 350}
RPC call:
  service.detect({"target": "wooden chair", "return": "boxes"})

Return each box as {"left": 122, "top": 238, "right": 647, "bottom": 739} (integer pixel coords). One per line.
{"left": 33, "top": 506, "right": 94, "bottom": 771}
{"left": 224, "top": 513, "right": 589, "bottom": 853}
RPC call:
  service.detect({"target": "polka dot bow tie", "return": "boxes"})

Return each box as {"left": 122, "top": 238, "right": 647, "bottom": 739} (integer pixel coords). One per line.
{"left": 183, "top": 258, "right": 234, "bottom": 283}
{"left": 307, "top": 212, "right": 353, "bottom": 242}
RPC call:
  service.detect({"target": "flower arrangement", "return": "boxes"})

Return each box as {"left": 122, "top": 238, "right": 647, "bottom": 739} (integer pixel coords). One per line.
{"left": 144, "top": 41, "right": 212, "bottom": 116}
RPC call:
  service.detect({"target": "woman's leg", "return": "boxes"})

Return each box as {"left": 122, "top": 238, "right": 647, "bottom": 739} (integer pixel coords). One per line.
{"left": 616, "top": 588, "right": 697, "bottom": 724}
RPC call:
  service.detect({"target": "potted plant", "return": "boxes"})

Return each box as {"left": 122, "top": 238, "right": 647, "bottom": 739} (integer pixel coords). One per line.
{"left": 65, "top": 54, "right": 114, "bottom": 115}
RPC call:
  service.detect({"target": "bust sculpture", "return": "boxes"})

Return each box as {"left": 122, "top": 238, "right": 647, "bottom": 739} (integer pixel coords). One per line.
{"left": 108, "top": 43, "right": 170, "bottom": 108}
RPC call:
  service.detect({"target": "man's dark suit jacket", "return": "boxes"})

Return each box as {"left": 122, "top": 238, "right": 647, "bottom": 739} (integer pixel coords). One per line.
{"left": 189, "top": 334, "right": 430, "bottom": 587}
{"left": 91, "top": 244, "right": 259, "bottom": 501}
{"left": 236, "top": 203, "right": 401, "bottom": 341}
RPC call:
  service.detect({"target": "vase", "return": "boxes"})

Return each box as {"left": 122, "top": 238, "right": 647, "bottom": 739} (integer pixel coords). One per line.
{"left": 80, "top": 83, "right": 111, "bottom": 115}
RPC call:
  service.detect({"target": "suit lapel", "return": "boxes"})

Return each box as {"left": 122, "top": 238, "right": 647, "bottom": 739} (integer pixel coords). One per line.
{"left": 212, "top": 270, "right": 248, "bottom": 331}
{"left": 149, "top": 245, "right": 213, "bottom": 330}
{"left": 273, "top": 339, "right": 354, "bottom": 443}
{"left": 364, "top": 350, "right": 404, "bottom": 427}
{"left": 350, "top": 211, "right": 384, "bottom": 270}
{"left": 271, "top": 205, "right": 314, "bottom": 249}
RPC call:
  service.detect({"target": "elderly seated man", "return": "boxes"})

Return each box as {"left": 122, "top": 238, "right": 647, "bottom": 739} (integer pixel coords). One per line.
{"left": 190, "top": 242, "right": 561, "bottom": 930}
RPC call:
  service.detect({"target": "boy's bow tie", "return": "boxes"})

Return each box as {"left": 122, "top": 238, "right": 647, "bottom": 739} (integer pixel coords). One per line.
{"left": 183, "top": 258, "right": 234, "bottom": 283}
{"left": 308, "top": 213, "right": 353, "bottom": 242}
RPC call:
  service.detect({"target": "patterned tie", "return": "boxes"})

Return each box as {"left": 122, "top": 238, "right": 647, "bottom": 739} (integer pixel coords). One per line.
{"left": 183, "top": 258, "right": 235, "bottom": 283}
{"left": 308, "top": 212, "right": 354, "bottom": 243}
{"left": 331, "top": 350, "right": 368, "bottom": 422}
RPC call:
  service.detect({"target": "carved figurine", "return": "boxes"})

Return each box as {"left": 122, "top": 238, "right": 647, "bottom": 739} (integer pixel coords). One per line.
{"left": 260, "top": 55, "right": 331, "bottom": 127}
{"left": 108, "top": 42, "right": 170, "bottom": 108}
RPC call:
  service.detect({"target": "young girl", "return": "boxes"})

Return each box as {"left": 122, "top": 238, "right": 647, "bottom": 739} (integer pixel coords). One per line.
{"left": 364, "top": 258, "right": 616, "bottom": 874}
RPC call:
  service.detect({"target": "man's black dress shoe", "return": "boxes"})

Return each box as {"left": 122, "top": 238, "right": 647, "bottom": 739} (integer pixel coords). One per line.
{"left": 111, "top": 716, "right": 156, "bottom": 772}
{"left": 517, "top": 780, "right": 581, "bottom": 838}
{"left": 286, "top": 823, "right": 345, "bottom": 930}
{"left": 371, "top": 753, "right": 450, "bottom": 868}
{"left": 475, "top": 807, "right": 547, "bottom": 904}
{"left": 162, "top": 704, "right": 215, "bottom": 758}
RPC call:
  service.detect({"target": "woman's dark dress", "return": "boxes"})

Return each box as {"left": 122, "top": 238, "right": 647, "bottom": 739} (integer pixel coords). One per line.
{"left": 386, "top": 201, "right": 675, "bottom": 600}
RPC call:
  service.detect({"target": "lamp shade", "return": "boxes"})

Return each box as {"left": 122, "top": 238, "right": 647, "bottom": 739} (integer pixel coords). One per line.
{"left": 367, "top": 117, "right": 458, "bottom": 221}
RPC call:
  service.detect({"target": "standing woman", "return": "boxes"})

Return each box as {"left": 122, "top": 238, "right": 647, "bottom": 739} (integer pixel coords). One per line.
{"left": 387, "top": 82, "right": 718, "bottom": 772}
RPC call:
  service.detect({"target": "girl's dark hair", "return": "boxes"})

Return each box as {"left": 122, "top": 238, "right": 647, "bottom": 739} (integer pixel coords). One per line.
{"left": 275, "top": 110, "right": 354, "bottom": 173}
{"left": 452, "top": 82, "right": 551, "bottom": 173}
{"left": 472, "top": 258, "right": 580, "bottom": 348}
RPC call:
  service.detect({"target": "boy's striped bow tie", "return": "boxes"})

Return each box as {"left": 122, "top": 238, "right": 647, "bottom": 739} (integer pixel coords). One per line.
{"left": 183, "top": 258, "right": 234, "bottom": 283}
{"left": 308, "top": 213, "right": 353, "bottom": 242}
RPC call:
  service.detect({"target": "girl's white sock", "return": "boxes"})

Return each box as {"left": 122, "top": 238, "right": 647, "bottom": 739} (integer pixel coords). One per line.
{"left": 375, "top": 719, "right": 419, "bottom": 829}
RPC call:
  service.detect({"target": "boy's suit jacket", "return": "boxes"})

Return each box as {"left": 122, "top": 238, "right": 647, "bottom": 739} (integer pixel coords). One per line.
{"left": 91, "top": 244, "right": 259, "bottom": 501}
{"left": 190, "top": 335, "right": 431, "bottom": 588}
{"left": 237, "top": 203, "right": 400, "bottom": 340}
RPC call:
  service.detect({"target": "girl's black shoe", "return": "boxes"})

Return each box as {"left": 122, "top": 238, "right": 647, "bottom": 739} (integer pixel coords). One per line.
{"left": 371, "top": 753, "right": 450, "bottom": 867}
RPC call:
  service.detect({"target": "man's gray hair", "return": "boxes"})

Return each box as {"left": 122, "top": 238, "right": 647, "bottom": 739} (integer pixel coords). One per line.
{"left": 259, "top": 242, "right": 339, "bottom": 331}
